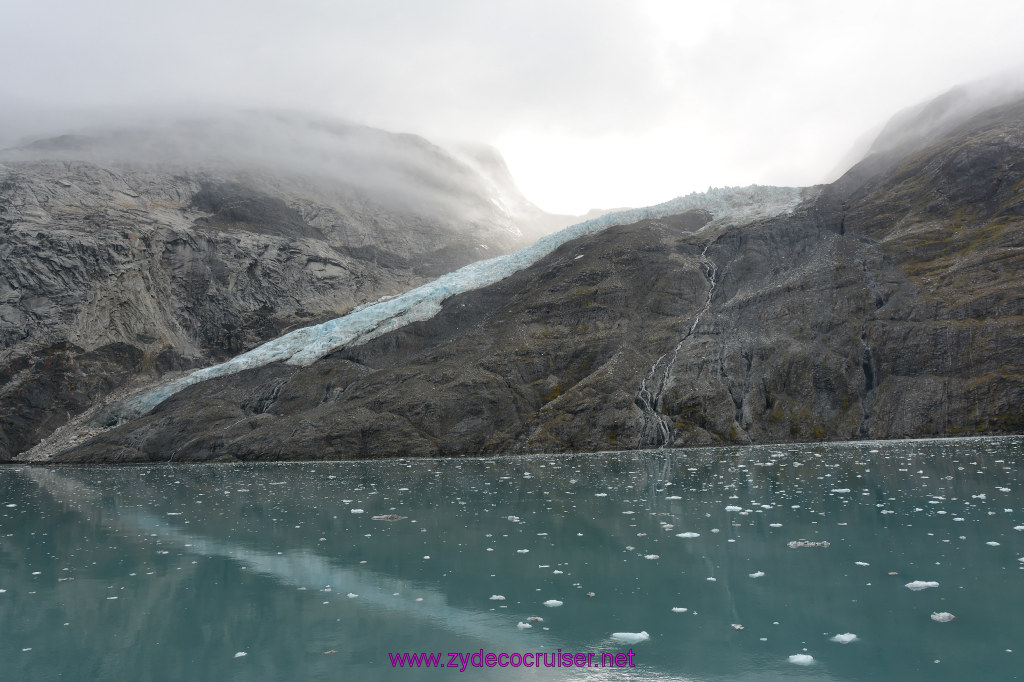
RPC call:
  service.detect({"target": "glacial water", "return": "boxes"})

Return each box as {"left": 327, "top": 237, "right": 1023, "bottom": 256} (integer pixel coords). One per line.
{"left": 1, "top": 436, "right": 1022, "bottom": 681}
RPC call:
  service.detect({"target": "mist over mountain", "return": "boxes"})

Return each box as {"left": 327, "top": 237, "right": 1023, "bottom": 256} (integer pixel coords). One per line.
{"left": 0, "top": 114, "right": 577, "bottom": 460}
{"left": 14, "top": 83, "right": 1023, "bottom": 463}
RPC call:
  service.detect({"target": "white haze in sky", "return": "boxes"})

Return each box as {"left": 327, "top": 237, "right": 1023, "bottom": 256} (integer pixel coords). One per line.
{"left": 2, "top": 0, "right": 1024, "bottom": 214}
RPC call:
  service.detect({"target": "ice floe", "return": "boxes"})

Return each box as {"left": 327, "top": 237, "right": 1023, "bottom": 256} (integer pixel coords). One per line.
{"left": 788, "top": 654, "right": 814, "bottom": 665}
{"left": 517, "top": 622, "right": 532, "bottom": 629}
{"left": 611, "top": 631, "right": 650, "bottom": 644}
{"left": 749, "top": 571, "right": 764, "bottom": 578}
{"left": 676, "top": 532, "right": 700, "bottom": 538}
{"left": 671, "top": 607, "right": 688, "bottom": 613}
{"left": 830, "top": 633, "right": 858, "bottom": 643}
{"left": 905, "top": 581, "right": 940, "bottom": 591}
{"left": 930, "top": 612, "right": 955, "bottom": 622}
{"left": 543, "top": 599, "right": 563, "bottom": 607}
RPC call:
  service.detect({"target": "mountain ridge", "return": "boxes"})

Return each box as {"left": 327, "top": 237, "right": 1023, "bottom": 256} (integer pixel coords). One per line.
{"left": 8, "top": 90, "right": 1024, "bottom": 462}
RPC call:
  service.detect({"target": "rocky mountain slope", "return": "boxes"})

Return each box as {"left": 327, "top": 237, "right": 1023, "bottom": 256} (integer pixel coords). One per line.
{"left": 0, "top": 114, "right": 571, "bottom": 460}
{"left": 16, "top": 91, "right": 1024, "bottom": 463}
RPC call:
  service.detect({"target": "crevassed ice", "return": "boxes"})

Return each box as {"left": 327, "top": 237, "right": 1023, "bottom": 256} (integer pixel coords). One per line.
{"left": 117, "top": 185, "right": 808, "bottom": 420}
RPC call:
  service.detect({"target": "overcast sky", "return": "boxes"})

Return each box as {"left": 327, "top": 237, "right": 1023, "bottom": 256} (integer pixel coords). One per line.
{"left": 3, "top": 0, "right": 1023, "bottom": 213}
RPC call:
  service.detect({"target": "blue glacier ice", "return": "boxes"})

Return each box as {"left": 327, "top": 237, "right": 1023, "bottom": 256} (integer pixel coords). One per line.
{"left": 115, "top": 184, "right": 811, "bottom": 421}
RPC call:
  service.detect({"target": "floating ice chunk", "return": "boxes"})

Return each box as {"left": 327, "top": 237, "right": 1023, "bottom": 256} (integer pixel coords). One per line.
{"left": 0, "top": 589, "right": 6, "bottom": 593}
{"left": 855, "top": 561, "right": 870, "bottom": 566}
{"left": 931, "top": 612, "right": 955, "bottom": 622}
{"left": 507, "top": 515, "right": 520, "bottom": 522}
{"left": 788, "top": 654, "right": 814, "bottom": 665}
{"left": 1015, "top": 526, "right": 1024, "bottom": 531}
{"left": 5, "top": 504, "right": 15, "bottom": 508}
{"left": 676, "top": 532, "right": 700, "bottom": 538}
{"left": 671, "top": 607, "right": 688, "bottom": 613}
{"left": 517, "top": 622, "right": 532, "bottom": 629}
{"left": 611, "top": 631, "right": 649, "bottom": 644}
{"left": 725, "top": 506, "right": 743, "bottom": 512}
{"left": 347, "top": 593, "right": 358, "bottom": 598}
{"left": 665, "top": 496, "right": 682, "bottom": 500}
{"left": 830, "top": 633, "right": 858, "bottom": 643}
{"left": 706, "top": 577, "right": 717, "bottom": 582}
{"left": 553, "top": 570, "right": 563, "bottom": 574}
{"left": 489, "top": 595, "right": 506, "bottom": 601}
{"left": 644, "top": 555, "right": 660, "bottom": 560}
{"left": 350, "top": 509, "right": 364, "bottom": 514}
{"left": 594, "top": 494, "right": 607, "bottom": 497}
{"left": 769, "top": 523, "right": 783, "bottom": 527}
{"left": 973, "top": 494, "right": 986, "bottom": 500}
{"left": 527, "top": 616, "right": 543, "bottom": 622}
{"left": 517, "top": 549, "right": 529, "bottom": 554}
{"left": 905, "top": 581, "right": 940, "bottom": 591}
{"left": 543, "top": 600, "right": 563, "bottom": 607}
{"left": 986, "top": 542, "right": 1000, "bottom": 546}
{"left": 234, "top": 652, "right": 247, "bottom": 658}
{"left": 831, "top": 489, "right": 851, "bottom": 493}
{"left": 749, "top": 571, "right": 764, "bottom": 578}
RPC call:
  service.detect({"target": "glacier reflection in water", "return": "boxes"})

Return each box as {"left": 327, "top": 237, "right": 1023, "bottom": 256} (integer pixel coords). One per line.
{"left": 0, "top": 436, "right": 1022, "bottom": 681}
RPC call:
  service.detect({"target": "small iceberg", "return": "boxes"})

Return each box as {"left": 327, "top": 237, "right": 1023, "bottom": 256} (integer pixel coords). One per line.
{"left": 676, "top": 532, "right": 700, "bottom": 538}
{"left": 725, "top": 505, "right": 743, "bottom": 512}
{"left": 665, "top": 495, "right": 682, "bottom": 500}
{"left": 489, "top": 595, "right": 506, "bottom": 601}
{"left": 830, "top": 633, "right": 858, "bottom": 643}
{"left": 611, "top": 631, "right": 650, "bottom": 644}
{"left": 749, "top": 571, "right": 764, "bottom": 578}
{"left": 931, "top": 612, "right": 955, "bottom": 623}
{"left": 671, "top": 607, "right": 688, "bottom": 613}
{"left": 233, "top": 652, "right": 247, "bottom": 658}
{"left": 831, "top": 488, "right": 851, "bottom": 493}
{"left": 543, "top": 599, "right": 563, "bottom": 607}
{"left": 644, "top": 554, "right": 660, "bottom": 560}
{"left": 788, "top": 654, "right": 814, "bottom": 665}
{"left": 517, "top": 622, "right": 532, "bottom": 629}
{"left": 855, "top": 561, "right": 870, "bottom": 566}
{"left": 905, "top": 581, "right": 940, "bottom": 591}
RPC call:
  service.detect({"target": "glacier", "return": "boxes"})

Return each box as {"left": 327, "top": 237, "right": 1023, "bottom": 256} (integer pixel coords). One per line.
{"left": 114, "top": 184, "right": 811, "bottom": 421}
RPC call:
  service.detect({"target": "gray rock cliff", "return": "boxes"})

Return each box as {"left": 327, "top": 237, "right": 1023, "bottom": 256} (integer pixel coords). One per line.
{"left": 0, "top": 114, "right": 570, "bottom": 459}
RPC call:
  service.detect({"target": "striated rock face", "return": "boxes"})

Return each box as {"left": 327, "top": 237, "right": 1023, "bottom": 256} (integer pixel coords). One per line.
{"left": 17, "top": 95, "right": 1024, "bottom": 462}
{"left": 0, "top": 115, "right": 569, "bottom": 460}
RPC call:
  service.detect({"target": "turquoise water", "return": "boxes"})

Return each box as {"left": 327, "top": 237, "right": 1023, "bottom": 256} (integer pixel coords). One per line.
{"left": 1, "top": 437, "right": 1022, "bottom": 680}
